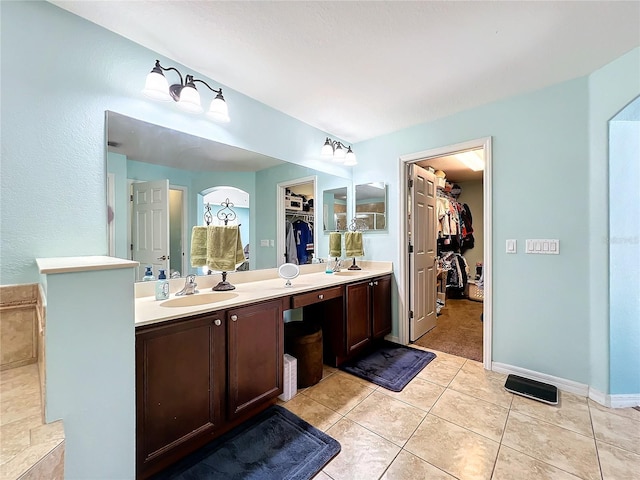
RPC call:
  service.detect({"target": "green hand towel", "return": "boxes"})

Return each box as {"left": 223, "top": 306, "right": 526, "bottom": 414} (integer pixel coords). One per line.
{"left": 345, "top": 231, "right": 364, "bottom": 258}
{"left": 206, "top": 225, "right": 246, "bottom": 272}
{"left": 190, "top": 226, "right": 208, "bottom": 267}
{"left": 329, "top": 232, "right": 342, "bottom": 258}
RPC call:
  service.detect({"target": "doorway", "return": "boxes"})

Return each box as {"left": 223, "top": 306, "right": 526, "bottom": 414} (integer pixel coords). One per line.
{"left": 276, "top": 176, "right": 317, "bottom": 267}
{"left": 129, "top": 180, "right": 187, "bottom": 281}
{"left": 398, "top": 137, "right": 493, "bottom": 369}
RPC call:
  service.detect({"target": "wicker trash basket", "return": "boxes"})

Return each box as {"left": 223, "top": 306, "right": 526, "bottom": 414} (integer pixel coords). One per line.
{"left": 284, "top": 321, "right": 323, "bottom": 388}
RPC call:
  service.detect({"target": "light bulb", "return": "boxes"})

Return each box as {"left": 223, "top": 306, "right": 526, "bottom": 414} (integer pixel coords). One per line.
{"left": 176, "top": 85, "right": 203, "bottom": 113}
{"left": 207, "top": 93, "right": 230, "bottom": 123}
{"left": 142, "top": 71, "right": 171, "bottom": 101}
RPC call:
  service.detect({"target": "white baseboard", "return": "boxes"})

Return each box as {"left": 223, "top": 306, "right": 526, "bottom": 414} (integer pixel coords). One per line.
{"left": 589, "top": 388, "right": 640, "bottom": 408}
{"left": 492, "top": 362, "right": 640, "bottom": 408}
{"left": 385, "top": 335, "right": 400, "bottom": 344}
{"left": 492, "top": 362, "right": 589, "bottom": 397}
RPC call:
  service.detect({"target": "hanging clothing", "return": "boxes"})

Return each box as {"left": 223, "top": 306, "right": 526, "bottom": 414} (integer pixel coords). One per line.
{"left": 293, "top": 219, "right": 312, "bottom": 264}
{"left": 285, "top": 221, "right": 298, "bottom": 264}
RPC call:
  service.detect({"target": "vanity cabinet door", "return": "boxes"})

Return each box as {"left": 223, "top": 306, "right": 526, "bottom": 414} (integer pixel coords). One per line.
{"left": 136, "top": 313, "right": 225, "bottom": 477}
{"left": 345, "top": 280, "right": 372, "bottom": 354}
{"left": 371, "top": 275, "right": 392, "bottom": 338}
{"left": 227, "top": 299, "right": 283, "bottom": 420}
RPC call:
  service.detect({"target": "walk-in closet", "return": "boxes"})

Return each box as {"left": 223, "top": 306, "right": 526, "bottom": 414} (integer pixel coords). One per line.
{"left": 413, "top": 150, "right": 485, "bottom": 361}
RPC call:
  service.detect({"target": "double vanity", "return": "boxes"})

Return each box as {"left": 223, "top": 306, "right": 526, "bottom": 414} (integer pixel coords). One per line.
{"left": 134, "top": 261, "right": 392, "bottom": 478}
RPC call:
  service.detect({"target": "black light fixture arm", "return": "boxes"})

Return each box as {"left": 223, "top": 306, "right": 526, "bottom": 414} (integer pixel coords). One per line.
{"left": 191, "top": 77, "right": 223, "bottom": 96}
{"left": 153, "top": 60, "right": 184, "bottom": 85}
{"left": 324, "top": 137, "right": 352, "bottom": 152}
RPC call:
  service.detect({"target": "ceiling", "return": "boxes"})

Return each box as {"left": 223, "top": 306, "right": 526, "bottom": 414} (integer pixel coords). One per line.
{"left": 53, "top": 1, "right": 639, "bottom": 144}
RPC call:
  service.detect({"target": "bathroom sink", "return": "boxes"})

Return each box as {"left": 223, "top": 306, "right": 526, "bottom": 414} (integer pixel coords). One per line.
{"left": 160, "top": 292, "right": 238, "bottom": 308}
{"left": 333, "top": 270, "right": 368, "bottom": 276}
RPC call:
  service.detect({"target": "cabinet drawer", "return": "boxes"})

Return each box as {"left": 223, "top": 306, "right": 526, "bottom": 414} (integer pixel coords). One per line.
{"left": 291, "top": 285, "right": 343, "bottom": 309}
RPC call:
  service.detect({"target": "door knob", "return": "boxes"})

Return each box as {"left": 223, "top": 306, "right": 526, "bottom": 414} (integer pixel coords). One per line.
{"left": 214, "top": 319, "right": 221, "bottom": 326}
{"left": 157, "top": 255, "right": 169, "bottom": 261}
{"left": 231, "top": 315, "right": 238, "bottom": 322}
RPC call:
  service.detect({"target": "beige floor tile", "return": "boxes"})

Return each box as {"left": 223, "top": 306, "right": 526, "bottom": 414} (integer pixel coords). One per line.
{"left": 378, "top": 376, "right": 445, "bottom": 412}
{"left": 282, "top": 394, "right": 342, "bottom": 432}
{"left": 313, "top": 471, "right": 333, "bottom": 480}
{"left": 588, "top": 398, "right": 640, "bottom": 422}
{"left": 590, "top": 404, "right": 640, "bottom": 454}
{"left": 448, "top": 363, "right": 513, "bottom": 408}
{"left": 0, "top": 364, "right": 39, "bottom": 387}
{"left": 0, "top": 440, "right": 60, "bottom": 480}
{"left": 323, "top": 418, "right": 400, "bottom": 480}
{"left": 334, "top": 370, "right": 379, "bottom": 389}
{"left": 502, "top": 411, "right": 600, "bottom": 480}
{"left": 511, "top": 391, "right": 592, "bottom": 436}
{"left": 416, "top": 355, "right": 463, "bottom": 387}
{"left": 0, "top": 398, "right": 42, "bottom": 427}
{"left": 405, "top": 414, "right": 499, "bottom": 480}
{"left": 597, "top": 440, "right": 640, "bottom": 480}
{"left": 380, "top": 450, "right": 455, "bottom": 479}
{"left": 492, "top": 445, "right": 584, "bottom": 480}
{"left": 304, "top": 373, "right": 375, "bottom": 415}
{"left": 21, "top": 442, "right": 64, "bottom": 480}
{"left": 412, "top": 347, "right": 467, "bottom": 367}
{"left": 430, "top": 388, "right": 509, "bottom": 442}
{"left": 30, "top": 420, "right": 65, "bottom": 445}
{"left": 0, "top": 414, "right": 43, "bottom": 464}
{"left": 346, "top": 391, "right": 426, "bottom": 446}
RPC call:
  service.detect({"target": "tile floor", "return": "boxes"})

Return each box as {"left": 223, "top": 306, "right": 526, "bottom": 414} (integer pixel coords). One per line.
{"left": 278, "top": 346, "right": 640, "bottom": 480}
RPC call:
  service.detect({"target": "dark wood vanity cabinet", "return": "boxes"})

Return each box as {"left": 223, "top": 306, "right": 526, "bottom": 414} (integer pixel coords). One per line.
{"left": 345, "top": 275, "right": 392, "bottom": 355}
{"left": 345, "top": 280, "right": 372, "bottom": 354}
{"left": 227, "top": 299, "right": 283, "bottom": 420}
{"left": 135, "top": 313, "right": 226, "bottom": 477}
{"left": 371, "top": 275, "right": 392, "bottom": 338}
{"left": 136, "top": 299, "right": 284, "bottom": 479}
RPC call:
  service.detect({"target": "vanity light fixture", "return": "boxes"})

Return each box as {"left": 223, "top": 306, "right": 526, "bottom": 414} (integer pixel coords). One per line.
{"left": 142, "top": 60, "right": 230, "bottom": 123}
{"left": 321, "top": 137, "right": 357, "bottom": 166}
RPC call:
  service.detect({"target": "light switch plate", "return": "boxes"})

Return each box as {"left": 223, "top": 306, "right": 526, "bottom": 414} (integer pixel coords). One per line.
{"left": 260, "top": 239, "right": 269, "bottom": 247}
{"left": 525, "top": 239, "right": 560, "bottom": 254}
{"left": 506, "top": 239, "right": 517, "bottom": 253}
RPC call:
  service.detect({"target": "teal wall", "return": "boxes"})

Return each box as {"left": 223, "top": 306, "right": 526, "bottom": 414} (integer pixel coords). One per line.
{"left": 354, "top": 78, "right": 593, "bottom": 383}
{"left": 609, "top": 114, "right": 640, "bottom": 394}
{"left": 588, "top": 48, "right": 640, "bottom": 394}
{"left": 44, "top": 266, "right": 136, "bottom": 479}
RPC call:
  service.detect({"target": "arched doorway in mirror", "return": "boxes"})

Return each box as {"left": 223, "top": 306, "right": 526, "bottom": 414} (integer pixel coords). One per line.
{"left": 199, "top": 186, "right": 251, "bottom": 273}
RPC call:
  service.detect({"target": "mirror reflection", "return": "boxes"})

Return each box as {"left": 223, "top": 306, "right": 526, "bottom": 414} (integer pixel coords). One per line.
{"left": 105, "top": 111, "right": 352, "bottom": 279}
{"left": 322, "top": 187, "right": 348, "bottom": 233}
{"left": 355, "top": 182, "right": 387, "bottom": 231}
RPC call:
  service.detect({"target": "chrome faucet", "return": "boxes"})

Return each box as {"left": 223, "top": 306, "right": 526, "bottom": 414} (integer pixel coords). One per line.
{"left": 175, "top": 274, "right": 198, "bottom": 296}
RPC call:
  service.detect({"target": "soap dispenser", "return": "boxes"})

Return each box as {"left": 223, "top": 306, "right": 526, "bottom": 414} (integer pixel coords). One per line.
{"left": 155, "top": 270, "right": 169, "bottom": 300}
{"left": 142, "top": 266, "right": 155, "bottom": 282}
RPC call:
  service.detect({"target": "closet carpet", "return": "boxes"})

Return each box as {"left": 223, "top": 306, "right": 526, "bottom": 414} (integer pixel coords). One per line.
{"left": 413, "top": 298, "right": 483, "bottom": 362}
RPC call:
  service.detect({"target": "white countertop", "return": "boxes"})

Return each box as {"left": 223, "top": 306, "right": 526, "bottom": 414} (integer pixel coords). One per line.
{"left": 135, "top": 261, "right": 392, "bottom": 327}
{"left": 36, "top": 255, "right": 139, "bottom": 274}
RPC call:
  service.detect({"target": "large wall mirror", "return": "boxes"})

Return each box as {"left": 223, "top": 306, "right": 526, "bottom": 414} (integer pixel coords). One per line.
{"left": 355, "top": 182, "right": 387, "bottom": 231}
{"left": 105, "top": 111, "right": 352, "bottom": 280}
{"left": 322, "top": 187, "right": 348, "bottom": 233}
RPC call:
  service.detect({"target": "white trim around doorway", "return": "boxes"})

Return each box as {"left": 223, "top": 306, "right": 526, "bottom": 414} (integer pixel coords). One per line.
{"left": 397, "top": 137, "right": 493, "bottom": 370}
{"left": 276, "top": 176, "right": 318, "bottom": 268}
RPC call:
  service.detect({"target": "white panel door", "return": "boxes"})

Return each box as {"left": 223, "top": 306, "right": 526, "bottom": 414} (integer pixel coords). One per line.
{"left": 132, "top": 180, "right": 169, "bottom": 281}
{"left": 409, "top": 165, "right": 437, "bottom": 341}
